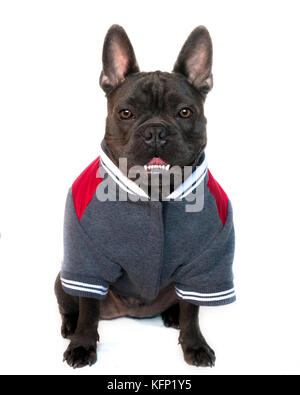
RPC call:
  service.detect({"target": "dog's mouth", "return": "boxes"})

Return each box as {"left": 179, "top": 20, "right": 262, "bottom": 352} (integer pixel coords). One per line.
{"left": 143, "top": 157, "right": 171, "bottom": 173}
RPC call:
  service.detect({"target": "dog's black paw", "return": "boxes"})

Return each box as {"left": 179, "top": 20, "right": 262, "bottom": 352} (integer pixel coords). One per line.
{"left": 182, "top": 343, "right": 216, "bottom": 367}
{"left": 63, "top": 344, "right": 97, "bottom": 368}
{"left": 161, "top": 304, "right": 180, "bottom": 329}
{"left": 61, "top": 313, "right": 78, "bottom": 339}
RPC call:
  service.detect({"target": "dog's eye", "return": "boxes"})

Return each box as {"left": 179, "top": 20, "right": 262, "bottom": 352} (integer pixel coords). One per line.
{"left": 178, "top": 108, "right": 192, "bottom": 118}
{"left": 119, "top": 109, "right": 133, "bottom": 120}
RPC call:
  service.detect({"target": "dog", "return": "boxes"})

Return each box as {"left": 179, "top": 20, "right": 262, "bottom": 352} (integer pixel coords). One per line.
{"left": 55, "top": 24, "right": 235, "bottom": 368}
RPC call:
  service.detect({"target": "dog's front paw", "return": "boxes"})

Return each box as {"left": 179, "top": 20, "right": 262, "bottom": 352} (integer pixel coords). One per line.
{"left": 63, "top": 344, "right": 97, "bottom": 368}
{"left": 181, "top": 343, "right": 216, "bottom": 367}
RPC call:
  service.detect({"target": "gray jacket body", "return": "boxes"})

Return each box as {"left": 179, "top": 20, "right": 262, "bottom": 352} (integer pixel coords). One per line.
{"left": 61, "top": 150, "right": 235, "bottom": 306}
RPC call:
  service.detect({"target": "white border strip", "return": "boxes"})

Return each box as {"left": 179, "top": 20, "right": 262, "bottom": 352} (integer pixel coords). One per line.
{"left": 176, "top": 287, "right": 235, "bottom": 302}
{"left": 180, "top": 168, "right": 207, "bottom": 199}
{"left": 176, "top": 287, "right": 235, "bottom": 297}
{"left": 62, "top": 282, "right": 108, "bottom": 296}
{"left": 101, "top": 160, "right": 136, "bottom": 196}
{"left": 176, "top": 292, "right": 236, "bottom": 302}
{"left": 99, "top": 143, "right": 208, "bottom": 200}
{"left": 61, "top": 277, "right": 108, "bottom": 291}
{"left": 99, "top": 145, "right": 149, "bottom": 198}
{"left": 167, "top": 157, "right": 207, "bottom": 200}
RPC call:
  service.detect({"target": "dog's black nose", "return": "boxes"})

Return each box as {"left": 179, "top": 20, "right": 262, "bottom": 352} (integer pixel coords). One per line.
{"left": 142, "top": 126, "right": 168, "bottom": 147}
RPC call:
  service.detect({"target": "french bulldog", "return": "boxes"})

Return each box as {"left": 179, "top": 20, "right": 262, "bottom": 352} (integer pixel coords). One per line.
{"left": 55, "top": 24, "right": 234, "bottom": 368}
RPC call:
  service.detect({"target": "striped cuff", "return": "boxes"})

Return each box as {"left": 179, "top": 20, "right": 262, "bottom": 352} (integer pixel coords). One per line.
{"left": 61, "top": 276, "right": 109, "bottom": 299}
{"left": 175, "top": 286, "right": 236, "bottom": 306}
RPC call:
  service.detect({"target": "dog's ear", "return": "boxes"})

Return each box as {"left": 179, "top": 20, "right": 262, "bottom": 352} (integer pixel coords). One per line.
{"left": 173, "top": 26, "right": 213, "bottom": 94}
{"left": 99, "top": 25, "right": 140, "bottom": 94}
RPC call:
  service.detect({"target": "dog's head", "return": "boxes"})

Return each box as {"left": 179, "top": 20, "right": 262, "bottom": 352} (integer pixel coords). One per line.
{"left": 99, "top": 24, "right": 213, "bottom": 178}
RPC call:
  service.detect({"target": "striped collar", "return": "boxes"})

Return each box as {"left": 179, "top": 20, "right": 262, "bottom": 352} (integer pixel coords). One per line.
{"left": 99, "top": 143, "right": 207, "bottom": 200}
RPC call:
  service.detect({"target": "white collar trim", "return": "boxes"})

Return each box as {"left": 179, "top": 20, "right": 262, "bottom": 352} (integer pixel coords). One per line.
{"left": 99, "top": 144, "right": 207, "bottom": 200}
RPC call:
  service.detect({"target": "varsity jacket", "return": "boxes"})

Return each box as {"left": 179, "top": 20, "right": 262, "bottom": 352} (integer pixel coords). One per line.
{"left": 61, "top": 143, "right": 236, "bottom": 306}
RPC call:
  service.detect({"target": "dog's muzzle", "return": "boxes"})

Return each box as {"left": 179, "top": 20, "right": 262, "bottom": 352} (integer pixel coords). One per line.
{"left": 139, "top": 122, "right": 169, "bottom": 148}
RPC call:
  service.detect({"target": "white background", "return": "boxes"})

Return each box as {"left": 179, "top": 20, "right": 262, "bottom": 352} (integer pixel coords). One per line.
{"left": 0, "top": 0, "right": 300, "bottom": 375}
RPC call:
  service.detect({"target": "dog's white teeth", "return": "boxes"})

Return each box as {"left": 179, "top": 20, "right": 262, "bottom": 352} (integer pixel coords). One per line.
{"left": 145, "top": 164, "right": 171, "bottom": 171}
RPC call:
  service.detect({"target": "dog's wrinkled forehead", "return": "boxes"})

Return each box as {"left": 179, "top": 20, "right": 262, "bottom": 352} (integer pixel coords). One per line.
{"left": 108, "top": 71, "right": 200, "bottom": 113}
{"left": 132, "top": 72, "right": 169, "bottom": 109}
